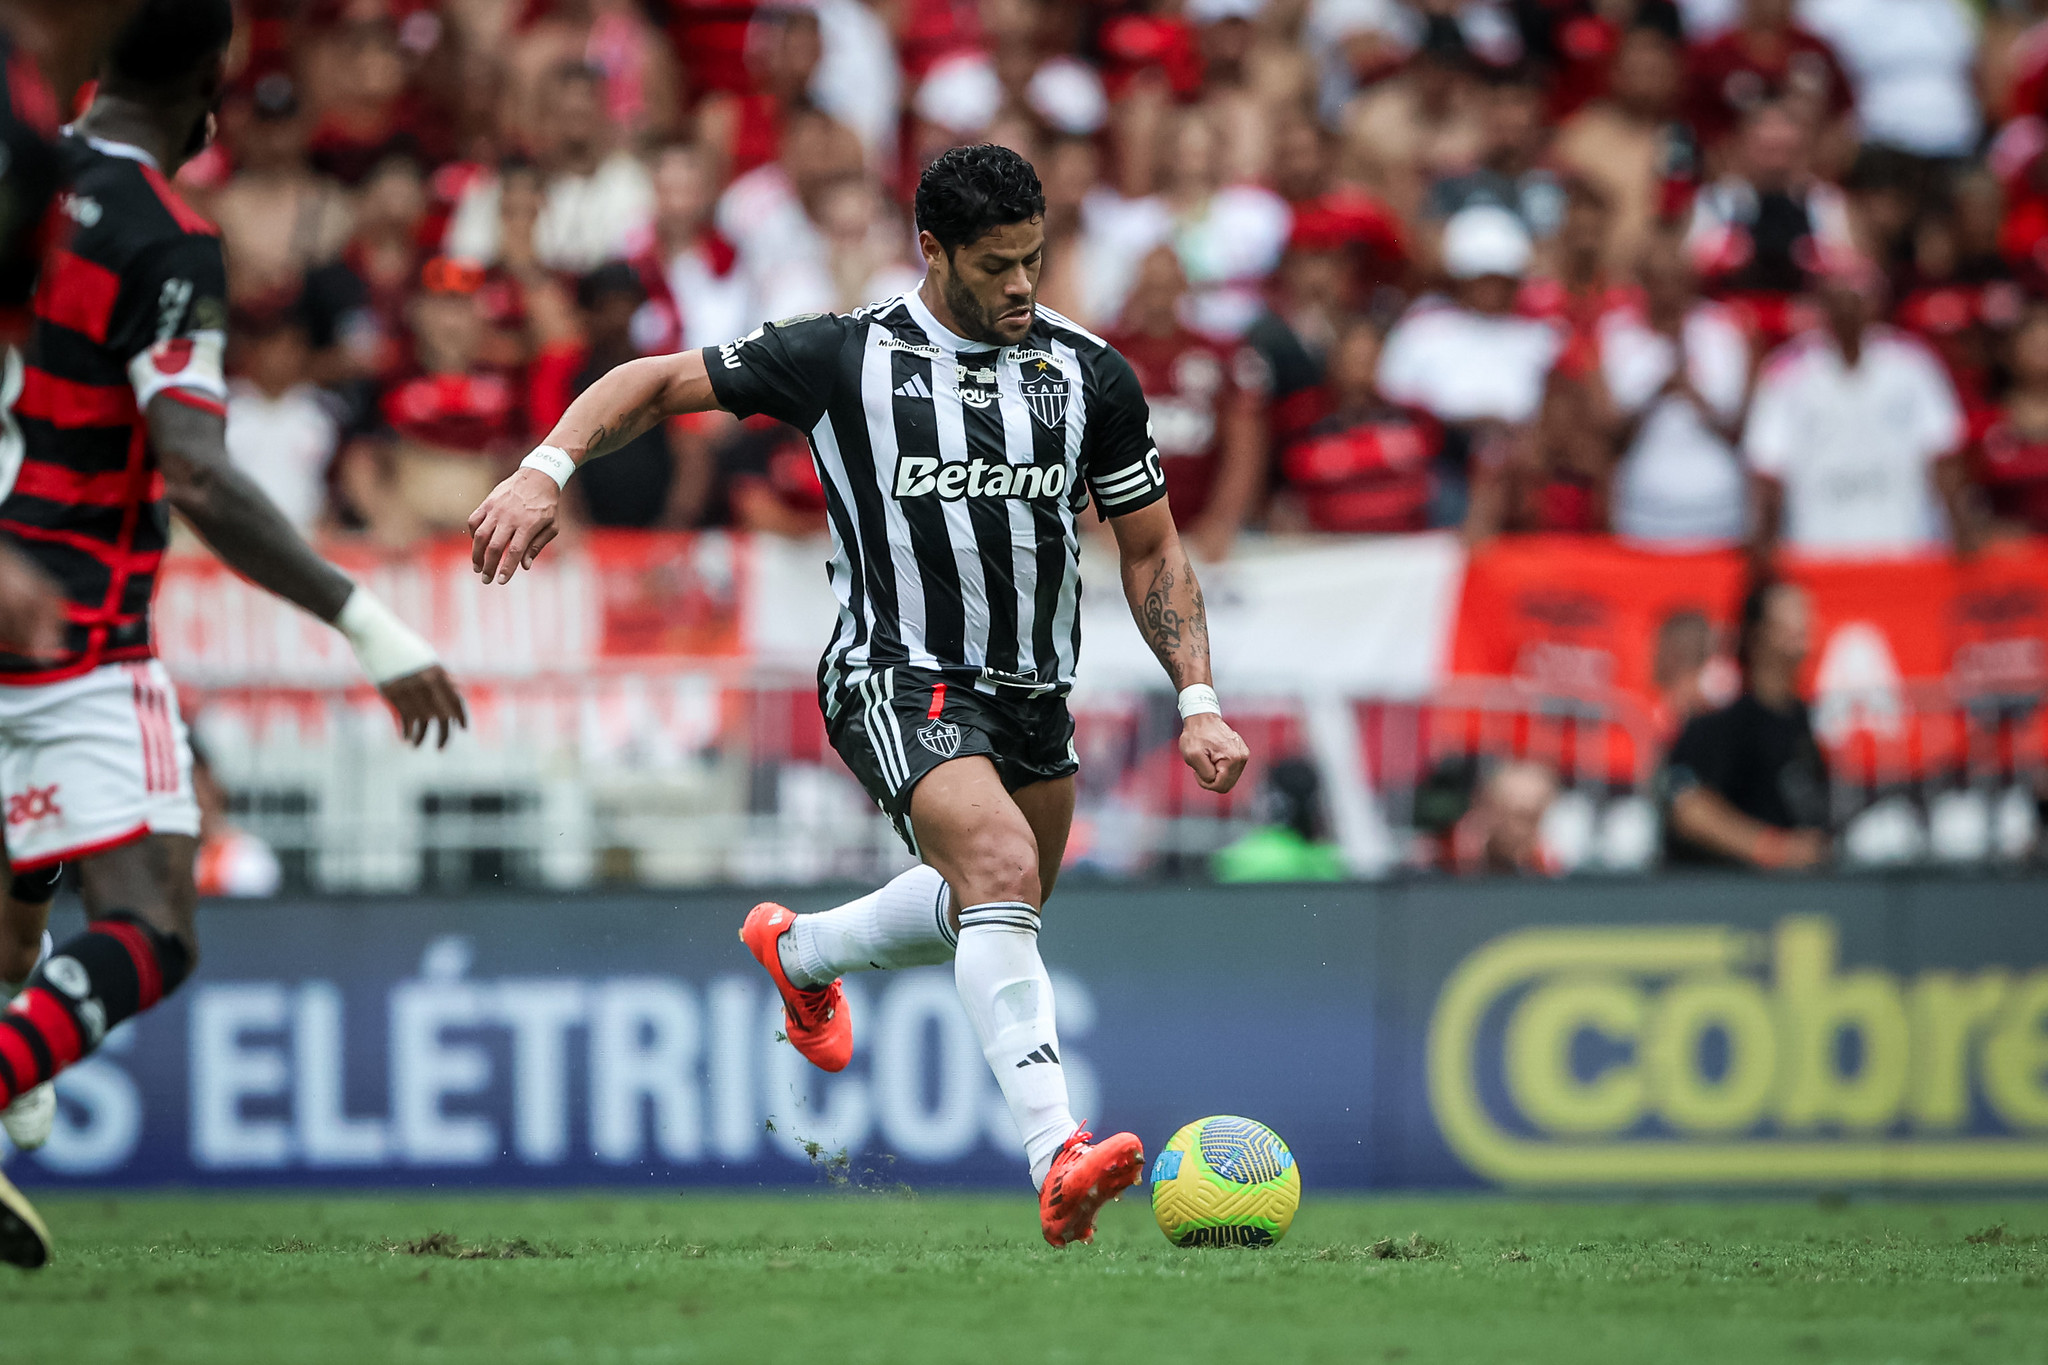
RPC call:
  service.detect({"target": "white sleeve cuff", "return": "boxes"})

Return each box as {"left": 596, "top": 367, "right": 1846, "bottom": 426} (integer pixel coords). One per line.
{"left": 337, "top": 587, "right": 438, "bottom": 684}
{"left": 128, "top": 330, "right": 227, "bottom": 411}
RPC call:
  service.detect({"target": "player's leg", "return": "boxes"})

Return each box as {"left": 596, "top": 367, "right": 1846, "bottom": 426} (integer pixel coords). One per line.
{"left": 0, "top": 663, "right": 201, "bottom": 1141}
{"left": 740, "top": 670, "right": 972, "bottom": 1069}
{"left": 777, "top": 771, "right": 1066, "bottom": 987}
{"left": 912, "top": 758, "right": 1068, "bottom": 1166}
{"left": 1009, "top": 775, "right": 1075, "bottom": 907}
{"left": 0, "top": 859, "right": 62, "bottom": 1151}
{"left": 0, "top": 834, "right": 196, "bottom": 1102}
{"left": 775, "top": 864, "right": 953, "bottom": 990}
{"left": 912, "top": 759, "right": 1142, "bottom": 1244}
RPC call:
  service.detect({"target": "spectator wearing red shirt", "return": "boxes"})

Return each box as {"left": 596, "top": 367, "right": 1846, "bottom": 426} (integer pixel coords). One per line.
{"left": 1517, "top": 175, "right": 1636, "bottom": 358}
{"left": 529, "top": 264, "right": 691, "bottom": 528}
{"left": 1894, "top": 171, "right": 2025, "bottom": 410}
{"left": 1274, "top": 317, "right": 1442, "bottom": 534}
{"left": 340, "top": 258, "right": 526, "bottom": 544}
{"left": 713, "top": 422, "right": 830, "bottom": 536}
{"left": 1967, "top": 306, "right": 2048, "bottom": 539}
{"left": 1686, "top": 99, "right": 1852, "bottom": 351}
{"left": 1105, "top": 247, "right": 1269, "bottom": 560}
{"left": 304, "top": 17, "right": 450, "bottom": 186}
{"left": 1685, "top": 0, "right": 1854, "bottom": 161}
{"left": 301, "top": 151, "right": 431, "bottom": 393}
{"left": 631, "top": 143, "right": 755, "bottom": 356}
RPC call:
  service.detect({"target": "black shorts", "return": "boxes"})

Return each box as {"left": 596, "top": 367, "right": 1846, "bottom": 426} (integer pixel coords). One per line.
{"left": 827, "top": 665, "right": 1078, "bottom": 853}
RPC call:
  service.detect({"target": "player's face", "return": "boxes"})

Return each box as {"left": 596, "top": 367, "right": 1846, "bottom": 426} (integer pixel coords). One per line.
{"left": 929, "top": 219, "right": 1044, "bottom": 346}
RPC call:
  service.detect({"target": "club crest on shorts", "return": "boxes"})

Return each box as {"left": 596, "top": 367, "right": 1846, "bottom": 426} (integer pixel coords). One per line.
{"left": 1021, "top": 361, "right": 1069, "bottom": 428}
{"left": 917, "top": 718, "right": 962, "bottom": 759}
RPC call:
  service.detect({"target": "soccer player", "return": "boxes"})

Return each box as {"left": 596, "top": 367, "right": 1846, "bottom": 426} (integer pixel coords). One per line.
{"left": 470, "top": 144, "right": 1250, "bottom": 1246}
{"left": 0, "top": 0, "right": 153, "bottom": 667}
{"left": 0, "top": 0, "right": 469, "bottom": 1269}
{"left": 0, "top": 0, "right": 144, "bottom": 1265}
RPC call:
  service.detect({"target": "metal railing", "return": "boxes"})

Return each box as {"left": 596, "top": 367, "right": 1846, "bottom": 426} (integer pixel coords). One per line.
{"left": 187, "top": 670, "right": 2044, "bottom": 892}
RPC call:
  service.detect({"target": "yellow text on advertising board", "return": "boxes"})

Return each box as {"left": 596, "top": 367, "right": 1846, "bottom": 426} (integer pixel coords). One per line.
{"left": 1427, "top": 916, "right": 2048, "bottom": 1185}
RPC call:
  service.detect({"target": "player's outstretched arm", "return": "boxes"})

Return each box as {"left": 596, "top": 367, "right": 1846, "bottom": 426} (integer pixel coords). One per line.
{"left": 470, "top": 348, "right": 725, "bottom": 584}
{"left": 1108, "top": 499, "right": 1250, "bottom": 794}
{"left": 148, "top": 396, "right": 469, "bottom": 748}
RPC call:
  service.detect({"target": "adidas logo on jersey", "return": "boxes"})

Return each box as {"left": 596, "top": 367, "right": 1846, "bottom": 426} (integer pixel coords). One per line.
{"left": 894, "top": 374, "right": 933, "bottom": 400}
{"left": 893, "top": 456, "right": 1070, "bottom": 502}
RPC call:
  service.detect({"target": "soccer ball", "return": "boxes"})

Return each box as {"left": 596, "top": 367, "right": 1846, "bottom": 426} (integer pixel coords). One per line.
{"left": 1149, "top": 1115, "right": 1301, "bottom": 1247}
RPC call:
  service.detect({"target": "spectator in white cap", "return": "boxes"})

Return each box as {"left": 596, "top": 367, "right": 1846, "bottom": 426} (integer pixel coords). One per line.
{"left": 1376, "top": 204, "right": 1564, "bottom": 526}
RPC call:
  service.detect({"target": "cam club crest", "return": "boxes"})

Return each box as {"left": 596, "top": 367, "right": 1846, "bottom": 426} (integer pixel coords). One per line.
{"left": 918, "top": 719, "right": 962, "bottom": 759}
{"left": 1020, "top": 358, "right": 1069, "bottom": 429}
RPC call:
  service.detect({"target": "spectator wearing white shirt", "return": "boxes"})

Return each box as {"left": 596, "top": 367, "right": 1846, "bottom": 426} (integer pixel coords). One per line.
{"left": 1797, "top": 0, "right": 1978, "bottom": 158}
{"left": 1598, "top": 232, "right": 1753, "bottom": 549}
{"left": 1744, "top": 252, "right": 1978, "bottom": 559}
{"left": 224, "top": 308, "right": 342, "bottom": 535}
{"left": 1379, "top": 205, "right": 1563, "bottom": 527}
{"left": 633, "top": 143, "right": 758, "bottom": 355}
{"left": 443, "top": 64, "right": 655, "bottom": 273}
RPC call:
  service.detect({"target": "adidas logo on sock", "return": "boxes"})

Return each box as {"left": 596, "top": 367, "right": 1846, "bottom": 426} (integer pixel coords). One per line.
{"left": 1015, "top": 1044, "right": 1060, "bottom": 1068}
{"left": 894, "top": 374, "right": 933, "bottom": 400}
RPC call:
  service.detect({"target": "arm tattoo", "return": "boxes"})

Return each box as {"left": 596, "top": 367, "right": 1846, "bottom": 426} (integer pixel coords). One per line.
{"left": 1140, "top": 559, "right": 1184, "bottom": 656}
{"left": 583, "top": 394, "right": 665, "bottom": 462}
{"left": 1137, "top": 553, "right": 1212, "bottom": 688}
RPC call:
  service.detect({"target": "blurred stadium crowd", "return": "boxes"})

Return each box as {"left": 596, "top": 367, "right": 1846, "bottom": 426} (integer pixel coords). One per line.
{"left": 195, "top": 0, "right": 2048, "bottom": 559}
{"left": 147, "top": 0, "right": 2048, "bottom": 889}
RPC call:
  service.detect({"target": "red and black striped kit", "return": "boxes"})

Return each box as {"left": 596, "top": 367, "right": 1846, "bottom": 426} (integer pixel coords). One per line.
{"left": 0, "top": 133, "right": 228, "bottom": 683}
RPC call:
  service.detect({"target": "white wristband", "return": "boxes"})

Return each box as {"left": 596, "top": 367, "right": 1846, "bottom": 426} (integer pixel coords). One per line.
{"left": 1177, "top": 683, "right": 1221, "bottom": 720}
{"left": 337, "top": 587, "right": 439, "bottom": 685}
{"left": 520, "top": 444, "right": 577, "bottom": 489}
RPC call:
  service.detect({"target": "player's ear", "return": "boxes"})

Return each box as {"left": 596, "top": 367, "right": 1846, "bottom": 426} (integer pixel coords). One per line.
{"left": 918, "top": 230, "right": 948, "bottom": 277}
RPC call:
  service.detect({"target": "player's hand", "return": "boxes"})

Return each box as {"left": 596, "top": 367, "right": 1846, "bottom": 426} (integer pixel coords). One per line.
{"left": 469, "top": 468, "right": 563, "bottom": 584}
{"left": 1180, "top": 713, "right": 1249, "bottom": 794}
{"left": 0, "top": 545, "right": 66, "bottom": 659}
{"left": 378, "top": 664, "right": 469, "bottom": 749}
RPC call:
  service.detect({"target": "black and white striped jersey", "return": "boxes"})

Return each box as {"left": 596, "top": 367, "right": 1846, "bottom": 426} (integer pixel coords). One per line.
{"left": 702, "top": 290, "right": 1168, "bottom": 708}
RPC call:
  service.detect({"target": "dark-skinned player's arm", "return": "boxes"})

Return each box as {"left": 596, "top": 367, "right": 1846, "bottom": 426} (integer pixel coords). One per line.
{"left": 470, "top": 348, "right": 725, "bottom": 583}
{"left": 147, "top": 397, "right": 469, "bottom": 748}
{"left": 1107, "top": 497, "right": 1250, "bottom": 795}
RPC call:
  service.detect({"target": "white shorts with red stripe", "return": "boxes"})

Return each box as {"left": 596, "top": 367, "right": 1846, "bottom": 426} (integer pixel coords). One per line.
{"left": 0, "top": 659, "right": 199, "bottom": 871}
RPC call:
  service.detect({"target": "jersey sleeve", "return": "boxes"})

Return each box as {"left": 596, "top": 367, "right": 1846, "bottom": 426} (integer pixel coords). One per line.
{"left": 701, "top": 312, "right": 850, "bottom": 430}
{"left": 1081, "top": 346, "right": 1167, "bottom": 518}
{"left": 106, "top": 233, "right": 229, "bottom": 413}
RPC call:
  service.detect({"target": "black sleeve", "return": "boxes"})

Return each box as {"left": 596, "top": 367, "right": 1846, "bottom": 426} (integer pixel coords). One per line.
{"left": 105, "top": 233, "right": 230, "bottom": 406}
{"left": 1662, "top": 711, "right": 1731, "bottom": 806}
{"left": 1081, "top": 345, "right": 1167, "bottom": 519}
{"left": 0, "top": 100, "right": 58, "bottom": 318}
{"left": 701, "top": 312, "right": 851, "bottom": 431}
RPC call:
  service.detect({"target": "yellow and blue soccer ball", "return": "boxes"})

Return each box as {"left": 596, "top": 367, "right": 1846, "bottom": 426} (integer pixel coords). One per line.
{"left": 1150, "top": 1116, "right": 1301, "bottom": 1247}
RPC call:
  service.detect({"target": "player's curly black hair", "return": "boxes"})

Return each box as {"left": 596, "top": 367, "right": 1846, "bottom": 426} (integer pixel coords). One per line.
{"left": 914, "top": 145, "right": 1047, "bottom": 256}
{"left": 104, "top": 0, "right": 235, "bottom": 94}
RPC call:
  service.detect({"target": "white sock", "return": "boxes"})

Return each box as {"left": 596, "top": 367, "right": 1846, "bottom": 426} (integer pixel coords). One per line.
{"left": 778, "top": 865, "right": 954, "bottom": 989}
{"left": 954, "top": 901, "right": 1076, "bottom": 1189}
{"left": 1, "top": 931, "right": 50, "bottom": 999}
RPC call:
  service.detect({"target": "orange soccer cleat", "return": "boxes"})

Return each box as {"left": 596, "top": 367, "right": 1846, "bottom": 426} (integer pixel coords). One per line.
{"left": 740, "top": 902, "right": 854, "bottom": 1072}
{"left": 1039, "top": 1127, "right": 1145, "bottom": 1248}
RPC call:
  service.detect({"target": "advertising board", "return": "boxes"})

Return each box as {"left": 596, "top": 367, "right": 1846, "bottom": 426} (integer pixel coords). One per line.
{"left": 9, "top": 878, "right": 2048, "bottom": 1191}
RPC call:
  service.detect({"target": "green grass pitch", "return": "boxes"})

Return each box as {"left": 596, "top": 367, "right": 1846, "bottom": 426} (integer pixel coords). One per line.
{"left": 3, "top": 1192, "right": 2047, "bottom": 1364}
